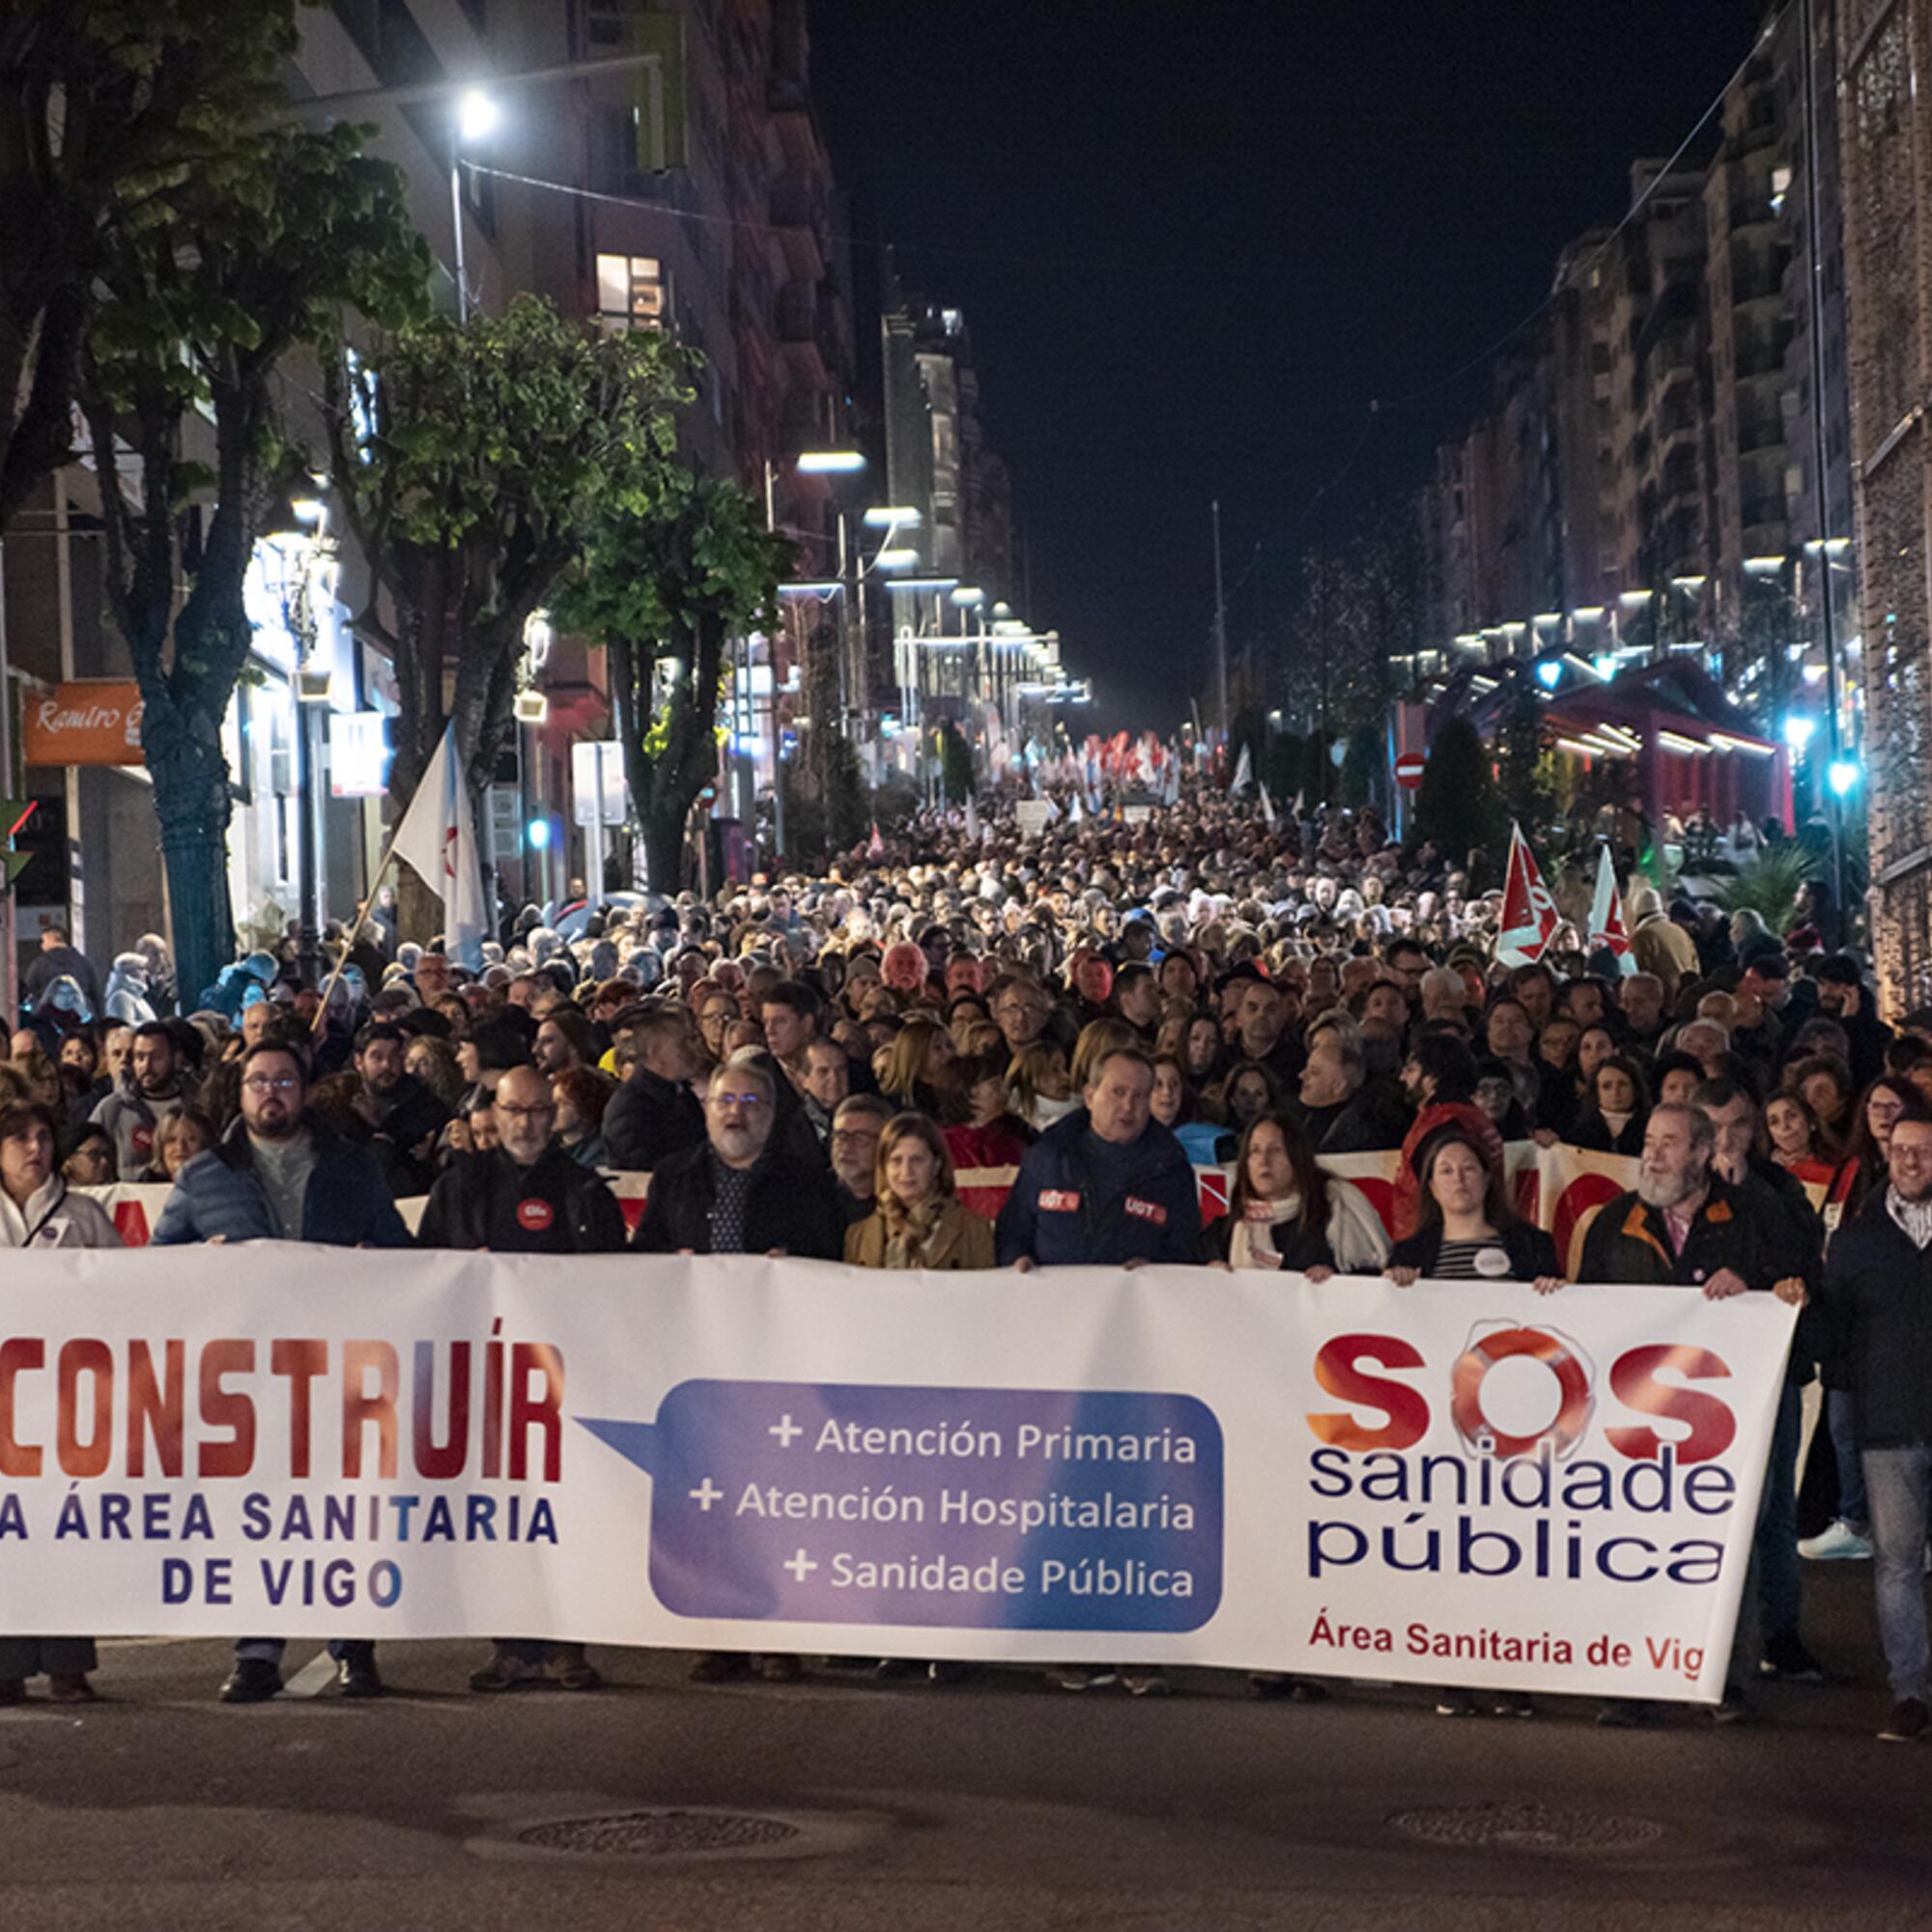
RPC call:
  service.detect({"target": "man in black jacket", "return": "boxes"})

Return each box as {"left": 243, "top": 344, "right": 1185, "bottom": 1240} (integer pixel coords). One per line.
{"left": 630, "top": 1056, "right": 843, "bottom": 1264}
{"left": 350, "top": 1021, "right": 450, "bottom": 1196}
{"left": 602, "top": 1008, "right": 706, "bottom": 1171}
{"left": 1813, "top": 1108, "right": 1932, "bottom": 1741}
{"left": 418, "top": 1065, "right": 624, "bottom": 1695}
{"left": 629, "top": 1054, "right": 840, "bottom": 1687}
{"left": 417, "top": 1067, "right": 627, "bottom": 1255}
{"left": 1695, "top": 1076, "right": 1827, "bottom": 1687}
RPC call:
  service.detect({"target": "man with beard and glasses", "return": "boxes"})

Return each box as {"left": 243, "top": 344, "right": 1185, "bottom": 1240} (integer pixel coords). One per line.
{"left": 630, "top": 1053, "right": 841, "bottom": 1688}
{"left": 1567, "top": 1101, "right": 1806, "bottom": 1727}
{"left": 150, "top": 1040, "right": 411, "bottom": 1705}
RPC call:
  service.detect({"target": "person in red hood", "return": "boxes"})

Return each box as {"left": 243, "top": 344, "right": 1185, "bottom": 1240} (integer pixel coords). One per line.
{"left": 1392, "top": 1033, "right": 1505, "bottom": 1238}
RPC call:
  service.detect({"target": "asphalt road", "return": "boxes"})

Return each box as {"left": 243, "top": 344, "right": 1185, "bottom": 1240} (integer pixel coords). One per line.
{"left": 1, "top": 1563, "right": 1926, "bottom": 1932}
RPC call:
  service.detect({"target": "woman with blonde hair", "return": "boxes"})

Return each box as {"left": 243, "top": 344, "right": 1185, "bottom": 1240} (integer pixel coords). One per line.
{"left": 877, "top": 1014, "right": 958, "bottom": 1116}
{"left": 845, "top": 1112, "right": 996, "bottom": 1270}
{"left": 1008, "top": 1041, "right": 1077, "bottom": 1131}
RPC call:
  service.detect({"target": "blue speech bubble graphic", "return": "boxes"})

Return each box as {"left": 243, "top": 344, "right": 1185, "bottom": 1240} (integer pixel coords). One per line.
{"left": 580, "top": 1380, "right": 1223, "bottom": 1632}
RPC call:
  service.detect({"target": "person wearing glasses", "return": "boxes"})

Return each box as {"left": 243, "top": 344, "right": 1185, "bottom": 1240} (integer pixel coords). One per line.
{"left": 150, "top": 1038, "right": 412, "bottom": 1707}
{"left": 418, "top": 1065, "right": 625, "bottom": 1696}
{"left": 629, "top": 1052, "right": 844, "bottom": 1266}
{"left": 630, "top": 1050, "right": 844, "bottom": 1688}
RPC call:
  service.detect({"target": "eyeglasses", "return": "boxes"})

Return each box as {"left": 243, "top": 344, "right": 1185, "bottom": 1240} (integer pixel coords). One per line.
{"left": 710, "top": 1092, "right": 767, "bottom": 1110}
{"left": 243, "top": 1074, "right": 301, "bottom": 1094}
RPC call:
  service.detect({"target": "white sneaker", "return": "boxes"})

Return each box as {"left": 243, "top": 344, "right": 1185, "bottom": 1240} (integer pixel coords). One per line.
{"left": 1797, "top": 1520, "right": 1874, "bottom": 1561}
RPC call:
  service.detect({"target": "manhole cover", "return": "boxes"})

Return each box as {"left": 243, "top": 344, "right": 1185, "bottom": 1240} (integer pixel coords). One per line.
{"left": 517, "top": 1809, "right": 802, "bottom": 1858}
{"left": 1390, "top": 1803, "right": 1665, "bottom": 1853}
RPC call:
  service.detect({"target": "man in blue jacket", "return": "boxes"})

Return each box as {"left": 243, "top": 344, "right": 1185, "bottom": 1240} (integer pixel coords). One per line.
{"left": 151, "top": 1038, "right": 410, "bottom": 1704}
{"left": 997, "top": 1045, "right": 1201, "bottom": 1271}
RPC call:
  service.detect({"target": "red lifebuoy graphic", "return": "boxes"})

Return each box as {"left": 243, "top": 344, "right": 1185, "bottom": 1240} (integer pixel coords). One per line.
{"left": 1450, "top": 1324, "right": 1593, "bottom": 1460}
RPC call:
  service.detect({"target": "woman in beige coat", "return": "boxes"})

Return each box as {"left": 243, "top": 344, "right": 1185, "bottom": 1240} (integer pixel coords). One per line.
{"left": 844, "top": 1113, "right": 996, "bottom": 1271}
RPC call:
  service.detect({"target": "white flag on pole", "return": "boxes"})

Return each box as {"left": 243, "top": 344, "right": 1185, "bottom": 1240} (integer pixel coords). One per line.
{"left": 1259, "top": 781, "right": 1278, "bottom": 830}
{"left": 964, "top": 794, "right": 981, "bottom": 842}
{"left": 390, "top": 724, "right": 490, "bottom": 970}
{"left": 1231, "top": 743, "right": 1254, "bottom": 796}
{"left": 1588, "top": 844, "right": 1637, "bottom": 976}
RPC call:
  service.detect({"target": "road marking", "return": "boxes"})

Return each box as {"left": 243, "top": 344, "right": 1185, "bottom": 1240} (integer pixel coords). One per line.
{"left": 283, "top": 1649, "right": 338, "bottom": 1699}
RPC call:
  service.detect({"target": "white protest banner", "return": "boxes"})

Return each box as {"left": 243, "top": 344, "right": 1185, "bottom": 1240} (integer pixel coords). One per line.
{"left": 1534, "top": 1143, "right": 1641, "bottom": 1278}
{"left": 1013, "top": 800, "right": 1052, "bottom": 839}
{"left": 0, "top": 1246, "right": 1791, "bottom": 1703}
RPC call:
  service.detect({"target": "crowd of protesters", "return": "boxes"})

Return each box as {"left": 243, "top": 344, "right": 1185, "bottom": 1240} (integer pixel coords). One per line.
{"left": 4, "top": 781, "right": 1929, "bottom": 1745}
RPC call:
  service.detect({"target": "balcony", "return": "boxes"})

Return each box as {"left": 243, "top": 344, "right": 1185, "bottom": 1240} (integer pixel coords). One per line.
{"left": 776, "top": 278, "right": 828, "bottom": 384}
{"left": 768, "top": 174, "right": 826, "bottom": 282}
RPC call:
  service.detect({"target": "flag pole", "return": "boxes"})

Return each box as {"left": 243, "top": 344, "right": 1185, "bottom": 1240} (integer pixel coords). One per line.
{"left": 310, "top": 828, "right": 406, "bottom": 1039}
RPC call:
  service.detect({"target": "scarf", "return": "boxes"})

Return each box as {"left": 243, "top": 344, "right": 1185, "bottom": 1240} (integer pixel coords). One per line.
{"left": 1228, "top": 1194, "right": 1304, "bottom": 1271}
{"left": 880, "top": 1191, "right": 952, "bottom": 1269}
{"left": 1887, "top": 1185, "right": 1932, "bottom": 1251}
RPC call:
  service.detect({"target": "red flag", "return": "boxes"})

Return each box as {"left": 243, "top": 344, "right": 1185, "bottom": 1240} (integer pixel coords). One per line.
{"left": 1495, "top": 821, "right": 1560, "bottom": 966}
{"left": 867, "top": 821, "right": 884, "bottom": 860}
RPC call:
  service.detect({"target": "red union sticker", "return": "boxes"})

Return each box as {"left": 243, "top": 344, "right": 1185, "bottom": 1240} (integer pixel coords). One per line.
{"left": 1038, "top": 1189, "right": 1082, "bottom": 1212}
{"left": 1124, "top": 1196, "right": 1168, "bottom": 1226}
{"left": 130, "top": 1126, "right": 154, "bottom": 1154}
{"left": 516, "top": 1199, "right": 554, "bottom": 1233}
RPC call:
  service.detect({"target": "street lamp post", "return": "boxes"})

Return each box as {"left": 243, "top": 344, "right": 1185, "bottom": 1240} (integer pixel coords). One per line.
{"left": 450, "top": 89, "right": 498, "bottom": 320}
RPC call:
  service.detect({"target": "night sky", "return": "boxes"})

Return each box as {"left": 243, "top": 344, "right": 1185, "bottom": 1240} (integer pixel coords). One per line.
{"left": 811, "top": 0, "right": 1765, "bottom": 732}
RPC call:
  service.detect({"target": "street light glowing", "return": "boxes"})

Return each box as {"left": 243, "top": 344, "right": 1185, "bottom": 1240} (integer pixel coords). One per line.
{"left": 862, "top": 506, "right": 922, "bottom": 527}
{"left": 950, "top": 586, "right": 985, "bottom": 606}
{"left": 1829, "top": 758, "right": 1861, "bottom": 796}
{"left": 457, "top": 89, "right": 499, "bottom": 143}
{"left": 1782, "top": 715, "right": 1816, "bottom": 752}
{"left": 794, "top": 450, "right": 867, "bottom": 474}
{"left": 1535, "top": 659, "right": 1563, "bottom": 689}
{"left": 872, "top": 548, "right": 921, "bottom": 572}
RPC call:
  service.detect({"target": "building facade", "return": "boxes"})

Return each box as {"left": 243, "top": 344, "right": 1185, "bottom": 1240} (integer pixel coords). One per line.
{"left": 1839, "top": 0, "right": 1932, "bottom": 1004}
{"left": 1414, "top": 6, "right": 1860, "bottom": 813}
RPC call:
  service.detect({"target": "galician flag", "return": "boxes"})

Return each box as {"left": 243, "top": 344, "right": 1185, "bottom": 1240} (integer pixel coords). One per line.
{"left": 1230, "top": 742, "right": 1254, "bottom": 796}
{"left": 389, "top": 724, "right": 489, "bottom": 970}
{"left": 1588, "top": 845, "right": 1636, "bottom": 975}
{"left": 1494, "top": 820, "right": 1561, "bottom": 967}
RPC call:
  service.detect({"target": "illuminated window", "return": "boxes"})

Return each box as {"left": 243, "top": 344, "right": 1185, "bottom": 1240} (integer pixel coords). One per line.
{"left": 595, "top": 253, "right": 667, "bottom": 330}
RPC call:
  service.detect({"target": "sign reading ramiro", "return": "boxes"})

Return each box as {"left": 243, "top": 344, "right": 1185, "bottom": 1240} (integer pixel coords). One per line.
{"left": 23, "top": 682, "right": 145, "bottom": 767}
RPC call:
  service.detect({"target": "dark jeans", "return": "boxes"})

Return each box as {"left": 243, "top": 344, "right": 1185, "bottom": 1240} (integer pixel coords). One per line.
{"left": 1755, "top": 1382, "right": 1804, "bottom": 1641}
{"left": 0, "top": 1636, "right": 97, "bottom": 1681}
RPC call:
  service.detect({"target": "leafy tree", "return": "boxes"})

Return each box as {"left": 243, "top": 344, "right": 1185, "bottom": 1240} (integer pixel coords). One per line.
{"left": 0, "top": 0, "right": 307, "bottom": 534}
{"left": 1411, "top": 716, "right": 1504, "bottom": 867}
{"left": 326, "top": 297, "right": 690, "bottom": 920}
{"left": 554, "top": 469, "right": 790, "bottom": 894}
{"left": 1494, "top": 688, "right": 1560, "bottom": 842}
{"left": 78, "top": 114, "right": 429, "bottom": 1006}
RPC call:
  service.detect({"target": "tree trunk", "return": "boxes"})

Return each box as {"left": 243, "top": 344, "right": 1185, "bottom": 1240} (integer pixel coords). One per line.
{"left": 639, "top": 806, "right": 688, "bottom": 898}
{"left": 144, "top": 708, "right": 237, "bottom": 1010}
